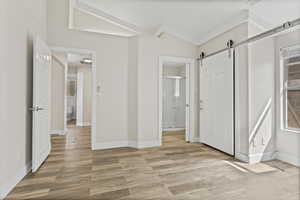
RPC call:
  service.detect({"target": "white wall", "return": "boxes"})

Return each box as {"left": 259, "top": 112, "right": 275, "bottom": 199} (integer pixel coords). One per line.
{"left": 250, "top": 0, "right": 300, "bottom": 166}
{"left": 250, "top": 0, "right": 300, "bottom": 29}
{"left": 76, "top": 66, "right": 92, "bottom": 126}
{"left": 136, "top": 33, "right": 197, "bottom": 145}
{"left": 48, "top": 0, "right": 129, "bottom": 147}
{"left": 51, "top": 53, "right": 67, "bottom": 132}
{"left": 275, "top": 30, "right": 300, "bottom": 166}
{"left": 198, "top": 19, "right": 298, "bottom": 165}
{"left": 48, "top": 0, "right": 197, "bottom": 149}
{"left": 0, "top": 0, "right": 47, "bottom": 198}
{"left": 247, "top": 22, "right": 276, "bottom": 163}
{"left": 128, "top": 37, "right": 139, "bottom": 142}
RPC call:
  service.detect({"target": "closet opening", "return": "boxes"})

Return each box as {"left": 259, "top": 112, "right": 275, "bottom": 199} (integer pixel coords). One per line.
{"left": 159, "top": 56, "right": 195, "bottom": 146}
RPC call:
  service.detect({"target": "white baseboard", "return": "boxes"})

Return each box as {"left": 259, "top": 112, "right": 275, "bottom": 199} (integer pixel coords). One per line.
{"left": 235, "top": 152, "right": 276, "bottom": 164}
{"left": 276, "top": 152, "right": 300, "bottom": 167}
{"left": 128, "top": 140, "right": 161, "bottom": 148}
{"left": 235, "top": 152, "right": 249, "bottom": 163}
{"left": 92, "top": 141, "right": 128, "bottom": 150}
{"left": 182, "top": 140, "right": 275, "bottom": 164}
{"left": 93, "top": 140, "right": 161, "bottom": 150}
{"left": 0, "top": 162, "right": 31, "bottom": 199}
{"left": 163, "top": 128, "right": 185, "bottom": 132}
{"left": 190, "top": 137, "right": 201, "bottom": 143}
{"left": 49, "top": 129, "right": 65, "bottom": 135}
{"left": 136, "top": 140, "right": 161, "bottom": 148}
{"left": 248, "top": 152, "right": 276, "bottom": 164}
{"left": 76, "top": 122, "right": 91, "bottom": 127}
{"left": 128, "top": 140, "right": 138, "bottom": 148}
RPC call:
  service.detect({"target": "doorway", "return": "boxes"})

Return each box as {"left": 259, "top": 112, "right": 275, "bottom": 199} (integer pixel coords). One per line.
{"left": 66, "top": 53, "right": 93, "bottom": 128}
{"left": 50, "top": 47, "right": 97, "bottom": 150}
{"left": 159, "top": 56, "right": 195, "bottom": 146}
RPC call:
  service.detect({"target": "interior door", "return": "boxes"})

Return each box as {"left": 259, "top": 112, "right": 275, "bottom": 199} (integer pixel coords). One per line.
{"left": 163, "top": 78, "right": 176, "bottom": 129}
{"left": 185, "top": 64, "right": 190, "bottom": 142}
{"left": 200, "top": 50, "right": 234, "bottom": 155}
{"left": 31, "top": 37, "right": 52, "bottom": 172}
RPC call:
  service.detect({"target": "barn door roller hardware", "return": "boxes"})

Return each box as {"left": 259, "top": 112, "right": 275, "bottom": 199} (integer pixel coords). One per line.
{"left": 227, "top": 40, "right": 234, "bottom": 58}
{"left": 199, "top": 52, "right": 205, "bottom": 67}
{"left": 197, "top": 17, "right": 300, "bottom": 61}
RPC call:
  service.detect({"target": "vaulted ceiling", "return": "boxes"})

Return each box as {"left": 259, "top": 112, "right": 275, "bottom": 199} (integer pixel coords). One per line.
{"left": 70, "top": 0, "right": 300, "bottom": 45}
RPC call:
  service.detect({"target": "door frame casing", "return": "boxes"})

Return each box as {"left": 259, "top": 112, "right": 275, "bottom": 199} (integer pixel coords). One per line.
{"left": 158, "top": 56, "right": 196, "bottom": 144}
{"left": 50, "top": 46, "right": 97, "bottom": 150}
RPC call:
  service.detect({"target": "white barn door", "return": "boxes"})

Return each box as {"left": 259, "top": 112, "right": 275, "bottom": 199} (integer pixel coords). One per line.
{"left": 200, "top": 50, "right": 234, "bottom": 155}
{"left": 31, "top": 37, "right": 52, "bottom": 172}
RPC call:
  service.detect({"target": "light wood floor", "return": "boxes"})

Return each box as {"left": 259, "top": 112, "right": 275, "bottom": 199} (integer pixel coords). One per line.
{"left": 6, "top": 126, "right": 300, "bottom": 199}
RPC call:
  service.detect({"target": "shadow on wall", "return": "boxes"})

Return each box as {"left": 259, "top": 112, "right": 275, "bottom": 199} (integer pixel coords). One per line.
{"left": 25, "top": 32, "right": 34, "bottom": 164}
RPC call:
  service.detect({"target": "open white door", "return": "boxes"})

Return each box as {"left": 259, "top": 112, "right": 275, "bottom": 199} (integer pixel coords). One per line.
{"left": 185, "top": 64, "right": 190, "bottom": 142}
{"left": 31, "top": 37, "right": 52, "bottom": 172}
{"left": 200, "top": 50, "right": 234, "bottom": 155}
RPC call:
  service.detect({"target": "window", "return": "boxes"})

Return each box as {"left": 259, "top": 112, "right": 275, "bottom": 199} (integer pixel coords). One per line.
{"left": 281, "top": 46, "right": 300, "bottom": 132}
{"left": 174, "top": 78, "right": 180, "bottom": 97}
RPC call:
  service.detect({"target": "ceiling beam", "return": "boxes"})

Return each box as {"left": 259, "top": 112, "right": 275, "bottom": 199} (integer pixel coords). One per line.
{"left": 71, "top": 0, "right": 143, "bottom": 35}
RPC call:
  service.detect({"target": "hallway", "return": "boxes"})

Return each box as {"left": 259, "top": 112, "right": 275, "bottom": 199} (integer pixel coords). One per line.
{"left": 6, "top": 127, "right": 300, "bottom": 200}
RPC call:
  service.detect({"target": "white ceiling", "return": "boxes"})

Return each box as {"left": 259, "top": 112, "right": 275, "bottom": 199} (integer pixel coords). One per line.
{"left": 74, "top": 0, "right": 300, "bottom": 45}
{"left": 250, "top": 0, "right": 300, "bottom": 28}
{"left": 77, "top": 0, "right": 252, "bottom": 44}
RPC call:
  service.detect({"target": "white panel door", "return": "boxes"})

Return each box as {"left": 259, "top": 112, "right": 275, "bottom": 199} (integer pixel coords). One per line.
{"left": 200, "top": 51, "right": 234, "bottom": 155}
{"left": 163, "top": 78, "right": 176, "bottom": 129}
{"left": 31, "top": 37, "right": 52, "bottom": 172}
{"left": 185, "top": 64, "right": 190, "bottom": 142}
{"left": 162, "top": 78, "right": 187, "bottom": 129}
{"left": 177, "top": 78, "right": 186, "bottom": 128}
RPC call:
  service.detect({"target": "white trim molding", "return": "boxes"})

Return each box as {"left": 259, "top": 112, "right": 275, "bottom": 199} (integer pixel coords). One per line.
{"left": 235, "top": 152, "right": 249, "bottom": 163}
{"left": 248, "top": 152, "right": 276, "bottom": 164}
{"left": 276, "top": 152, "right": 300, "bottom": 167}
{"left": 49, "top": 129, "right": 66, "bottom": 135}
{"left": 159, "top": 56, "right": 196, "bottom": 145}
{"left": 51, "top": 46, "right": 97, "bottom": 152}
{"left": 93, "top": 140, "right": 161, "bottom": 150}
{"left": 190, "top": 137, "right": 201, "bottom": 143}
{"left": 0, "top": 162, "right": 31, "bottom": 199}
{"left": 235, "top": 152, "right": 277, "bottom": 164}
{"left": 93, "top": 141, "right": 129, "bottom": 150}
{"left": 69, "top": 0, "right": 141, "bottom": 37}
{"left": 134, "top": 141, "right": 161, "bottom": 149}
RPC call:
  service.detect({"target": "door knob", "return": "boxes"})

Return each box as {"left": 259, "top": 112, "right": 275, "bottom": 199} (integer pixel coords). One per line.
{"left": 36, "top": 107, "right": 45, "bottom": 111}
{"left": 29, "top": 106, "right": 45, "bottom": 112}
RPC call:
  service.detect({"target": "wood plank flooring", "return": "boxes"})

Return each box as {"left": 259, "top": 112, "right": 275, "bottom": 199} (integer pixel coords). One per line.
{"left": 6, "top": 127, "right": 300, "bottom": 200}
